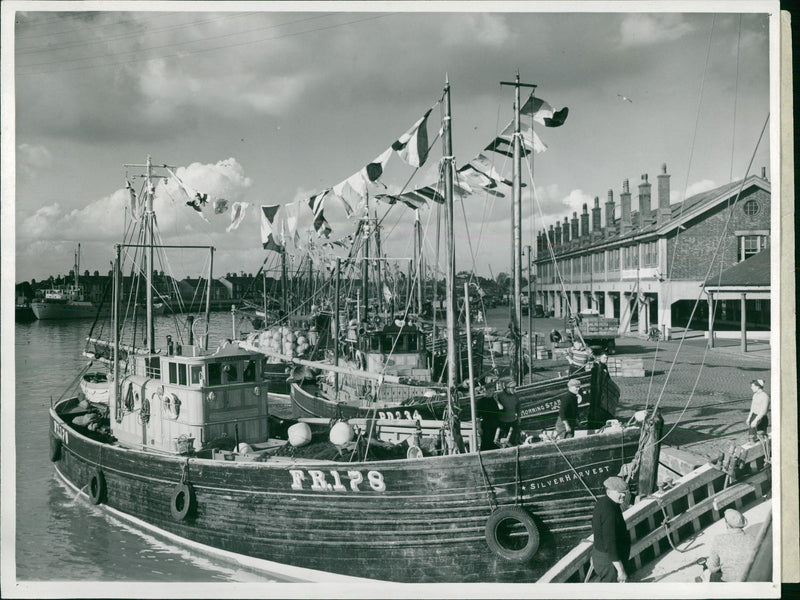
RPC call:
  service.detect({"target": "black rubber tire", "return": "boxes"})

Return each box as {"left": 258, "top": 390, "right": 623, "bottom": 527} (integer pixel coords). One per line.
{"left": 88, "top": 468, "right": 106, "bottom": 505}
{"left": 170, "top": 483, "right": 195, "bottom": 521}
{"left": 485, "top": 505, "right": 540, "bottom": 563}
{"left": 49, "top": 435, "right": 62, "bottom": 462}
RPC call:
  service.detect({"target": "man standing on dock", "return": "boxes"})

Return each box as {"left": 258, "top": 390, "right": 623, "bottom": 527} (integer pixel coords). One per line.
{"left": 591, "top": 476, "right": 631, "bottom": 582}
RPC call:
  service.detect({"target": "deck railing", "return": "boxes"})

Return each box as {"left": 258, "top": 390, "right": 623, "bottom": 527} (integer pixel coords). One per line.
{"left": 539, "top": 438, "right": 771, "bottom": 583}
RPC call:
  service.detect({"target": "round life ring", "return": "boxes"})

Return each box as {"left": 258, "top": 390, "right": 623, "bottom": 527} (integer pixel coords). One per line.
{"left": 170, "top": 482, "right": 195, "bottom": 521}
{"left": 49, "top": 435, "right": 62, "bottom": 462}
{"left": 88, "top": 468, "right": 107, "bottom": 505}
{"left": 484, "top": 506, "right": 540, "bottom": 562}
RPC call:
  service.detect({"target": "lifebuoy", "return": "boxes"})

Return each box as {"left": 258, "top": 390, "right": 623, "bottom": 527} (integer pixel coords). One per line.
{"left": 484, "top": 506, "right": 540, "bottom": 563}
{"left": 49, "top": 435, "right": 62, "bottom": 462}
{"left": 88, "top": 468, "right": 106, "bottom": 505}
{"left": 170, "top": 482, "right": 195, "bottom": 521}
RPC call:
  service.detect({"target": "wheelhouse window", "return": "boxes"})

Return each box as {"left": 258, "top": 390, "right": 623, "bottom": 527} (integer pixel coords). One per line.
{"left": 190, "top": 365, "right": 203, "bottom": 385}
{"left": 243, "top": 360, "right": 256, "bottom": 382}
{"left": 208, "top": 363, "right": 222, "bottom": 386}
{"left": 178, "top": 363, "right": 187, "bottom": 386}
{"left": 222, "top": 363, "right": 238, "bottom": 382}
{"left": 168, "top": 362, "right": 178, "bottom": 384}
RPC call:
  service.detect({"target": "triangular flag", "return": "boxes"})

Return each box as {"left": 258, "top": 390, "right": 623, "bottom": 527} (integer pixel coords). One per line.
{"left": 521, "top": 95, "right": 569, "bottom": 127}
{"left": 226, "top": 201, "right": 249, "bottom": 232}
{"left": 307, "top": 190, "right": 328, "bottom": 218}
{"left": 213, "top": 198, "right": 229, "bottom": 214}
{"left": 361, "top": 147, "right": 393, "bottom": 183}
{"left": 260, "top": 204, "right": 283, "bottom": 252}
{"left": 392, "top": 108, "right": 432, "bottom": 168}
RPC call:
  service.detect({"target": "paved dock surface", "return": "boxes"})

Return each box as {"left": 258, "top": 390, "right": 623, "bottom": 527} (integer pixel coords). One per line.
{"left": 484, "top": 311, "right": 771, "bottom": 463}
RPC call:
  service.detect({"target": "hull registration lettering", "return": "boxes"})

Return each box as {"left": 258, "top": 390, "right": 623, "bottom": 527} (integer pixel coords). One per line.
{"left": 290, "top": 469, "right": 386, "bottom": 492}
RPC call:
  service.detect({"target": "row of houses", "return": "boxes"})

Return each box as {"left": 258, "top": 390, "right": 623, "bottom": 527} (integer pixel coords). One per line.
{"left": 16, "top": 272, "right": 276, "bottom": 310}
{"left": 529, "top": 164, "right": 771, "bottom": 340}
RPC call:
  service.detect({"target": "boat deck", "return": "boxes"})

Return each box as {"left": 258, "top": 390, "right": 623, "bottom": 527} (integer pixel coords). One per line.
{"left": 631, "top": 495, "right": 771, "bottom": 582}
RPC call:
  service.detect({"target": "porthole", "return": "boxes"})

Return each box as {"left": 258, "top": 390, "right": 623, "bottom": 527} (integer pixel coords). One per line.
{"left": 742, "top": 199, "right": 760, "bottom": 217}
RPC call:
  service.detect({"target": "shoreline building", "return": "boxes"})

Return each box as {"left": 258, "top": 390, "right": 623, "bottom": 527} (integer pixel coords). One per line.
{"left": 532, "top": 164, "right": 771, "bottom": 340}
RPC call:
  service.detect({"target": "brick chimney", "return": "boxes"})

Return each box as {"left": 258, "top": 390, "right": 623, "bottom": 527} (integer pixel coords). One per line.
{"left": 605, "top": 189, "right": 615, "bottom": 237}
{"left": 620, "top": 179, "right": 632, "bottom": 235}
{"left": 548, "top": 224, "right": 556, "bottom": 251}
{"left": 657, "top": 163, "right": 671, "bottom": 225}
{"left": 591, "top": 196, "right": 602, "bottom": 237}
{"left": 638, "top": 173, "right": 651, "bottom": 228}
{"left": 580, "top": 204, "right": 590, "bottom": 239}
{"left": 571, "top": 211, "right": 579, "bottom": 242}
{"left": 536, "top": 231, "right": 542, "bottom": 255}
{"left": 562, "top": 217, "right": 570, "bottom": 248}
{"left": 554, "top": 220, "right": 562, "bottom": 249}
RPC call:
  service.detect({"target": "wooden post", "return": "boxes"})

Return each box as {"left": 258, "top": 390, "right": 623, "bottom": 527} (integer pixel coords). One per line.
{"left": 740, "top": 292, "right": 748, "bottom": 353}
{"left": 708, "top": 293, "right": 715, "bottom": 348}
{"left": 636, "top": 410, "right": 664, "bottom": 499}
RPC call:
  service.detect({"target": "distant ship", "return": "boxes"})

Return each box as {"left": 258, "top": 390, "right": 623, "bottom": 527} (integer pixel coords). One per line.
{"left": 31, "top": 244, "right": 164, "bottom": 320}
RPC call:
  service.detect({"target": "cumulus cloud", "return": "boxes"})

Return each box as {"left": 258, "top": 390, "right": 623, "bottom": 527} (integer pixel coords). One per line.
{"left": 669, "top": 179, "right": 717, "bottom": 204}
{"left": 19, "top": 191, "right": 129, "bottom": 244}
{"left": 17, "top": 143, "right": 53, "bottom": 181}
{"left": 619, "top": 14, "right": 693, "bottom": 48}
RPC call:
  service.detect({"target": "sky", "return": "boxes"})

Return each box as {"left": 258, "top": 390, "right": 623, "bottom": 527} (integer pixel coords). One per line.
{"left": 5, "top": 2, "right": 774, "bottom": 284}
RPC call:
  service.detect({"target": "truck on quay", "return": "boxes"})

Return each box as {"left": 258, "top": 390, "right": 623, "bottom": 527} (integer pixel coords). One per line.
{"left": 566, "top": 309, "right": 620, "bottom": 353}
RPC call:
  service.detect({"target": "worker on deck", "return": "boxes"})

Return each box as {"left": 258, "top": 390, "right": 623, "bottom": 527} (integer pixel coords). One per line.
{"left": 591, "top": 476, "right": 631, "bottom": 582}
{"left": 493, "top": 380, "right": 521, "bottom": 446}
{"left": 746, "top": 379, "right": 770, "bottom": 442}
{"left": 555, "top": 378, "right": 581, "bottom": 439}
{"left": 704, "top": 509, "right": 757, "bottom": 582}
{"left": 567, "top": 339, "right": 594, "bottom": 374}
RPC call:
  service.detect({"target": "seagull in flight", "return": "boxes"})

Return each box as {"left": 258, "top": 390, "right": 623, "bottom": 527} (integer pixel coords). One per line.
{"left": 617, "top": 93, "right": 633, "bottom": 103}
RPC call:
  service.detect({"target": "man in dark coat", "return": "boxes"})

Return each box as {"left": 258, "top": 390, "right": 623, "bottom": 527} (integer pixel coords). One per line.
{"left": 475, "top": 387, "right": 501, "bottom": 451}
{"left": 555, "top": 379, "right": 581, "bottom": 439}
{"left": 591, "top": 476, "right": 631, "bottom": 582}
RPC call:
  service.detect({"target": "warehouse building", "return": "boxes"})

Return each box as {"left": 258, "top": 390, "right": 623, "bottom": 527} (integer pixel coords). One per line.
{"left": 532, "top": 164, "right": 771, "bottom": 340}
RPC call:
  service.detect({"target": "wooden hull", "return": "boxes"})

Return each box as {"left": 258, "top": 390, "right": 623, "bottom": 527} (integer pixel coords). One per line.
{"left": 51, "top": 396, "right": 642, "bottom": 583}
{"left": 292, "top": 367, "right": 620, "bottom": 432}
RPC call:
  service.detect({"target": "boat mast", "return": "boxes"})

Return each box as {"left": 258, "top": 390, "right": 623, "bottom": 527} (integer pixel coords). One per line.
{"left": 144, "top": 156, "right": 156, "bottom": 354}
{"left": 361, "top": 203, "right": 370, "bottom": 323}
{"left": 204, "top": 247, "right": 214, "bottom": 350}
{"left": 280, "top": 249, "right": 288, "bottom": 320}
{"left": 75, "top": 244, "right": 80, "bottom": 289}
{"left": 442, "top": 77, "right": 458, "bottom": 403}
{"left": 414, "top": 210, "right": 424, "bottom": 314}
{"left": 501, "top": 73, "right": 536, "bottom": 384}
{"left": 333, "top": 257, "right": 341, "bottom": 397}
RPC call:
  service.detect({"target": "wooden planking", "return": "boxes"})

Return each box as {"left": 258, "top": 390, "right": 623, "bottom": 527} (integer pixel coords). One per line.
{"left": 52, "top": 398, "right": 642, "bottom": 583}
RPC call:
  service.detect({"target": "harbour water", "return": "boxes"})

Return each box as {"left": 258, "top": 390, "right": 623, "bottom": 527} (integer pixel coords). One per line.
{"left": 13, "top": 312, "right": 289, "bottom": 583}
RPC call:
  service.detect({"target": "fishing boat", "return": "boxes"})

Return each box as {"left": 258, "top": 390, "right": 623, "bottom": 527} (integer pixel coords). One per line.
{"left": 284, "top": 74, "right": 619, "bottom": 432}
{"left": 31, "top": 245, "right": 166, "bottom": 320}
{"left": 15, "top": 296, "right": 35, "bottom": 322}
{"left": 50, "top": 80, "right": 662, "bottom": 583}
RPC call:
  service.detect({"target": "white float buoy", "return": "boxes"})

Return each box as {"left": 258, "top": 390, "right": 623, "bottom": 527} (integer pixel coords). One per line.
{"left": 288, "top": 422, "right": 312, "bottom": 447}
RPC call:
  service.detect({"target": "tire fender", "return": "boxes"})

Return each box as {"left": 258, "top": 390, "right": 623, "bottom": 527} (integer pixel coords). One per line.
{"left": 170, "top": 482, "right": 195, "bottom": 521}
{"left": 484, "top": 505, "right": 540, "bottom": 563}
{"left": 88, "top": 468, "right": 106, "bottom": 505}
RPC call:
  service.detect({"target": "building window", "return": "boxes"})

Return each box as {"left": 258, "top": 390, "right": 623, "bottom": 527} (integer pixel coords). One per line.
{"left": 742, "top": 199, "right": 760, "bottom": 217}
{"left": 608, "top": 249, "right": 620, "bottom": 271}
{"left": 623, "top": 246, "right": 638, "bottom": 269}
{"left": 738, "top": 234, "right": 767, "bottom": 262}
{"left": 592, "top": 252, "right": 604, "bottom": 276}
{"left": 642, "top": 241, "right": 658, "bottom": 267}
